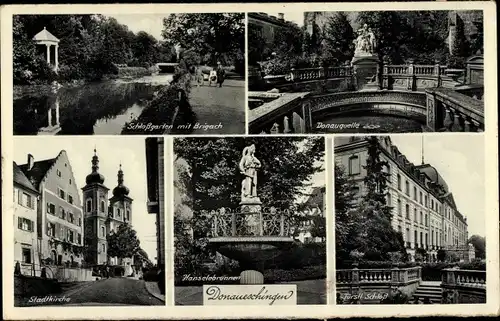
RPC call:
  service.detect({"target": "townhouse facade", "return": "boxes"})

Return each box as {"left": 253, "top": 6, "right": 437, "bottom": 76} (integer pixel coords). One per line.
{"left": 14, "top": 162, "right": 41, "bottom": 275}
{"left": 335, "top": 136, "right": 470, "bottom": 262}
{"left": 18, "top": 152, "right": 85, "bottom": 268}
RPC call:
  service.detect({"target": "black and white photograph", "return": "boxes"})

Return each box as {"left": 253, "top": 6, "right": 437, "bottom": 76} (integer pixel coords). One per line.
{"left": 173, "top": 137, "right": 327, "bottom": 305}
{"left": 248, "top": 11, "right": 484, "bottom": 134}
{"left": 13, "top": 13, "right": 245, "bottom": 135}
{"left": 13, "top": 137, "right": 165, "bottom": 306}
{"left": 334, "top": 135, "right": 486, "bottom": 305}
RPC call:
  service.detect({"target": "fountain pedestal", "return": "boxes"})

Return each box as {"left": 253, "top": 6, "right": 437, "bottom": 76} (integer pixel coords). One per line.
{"left": 352, "top": 54, "right": 380, "bottom": 90}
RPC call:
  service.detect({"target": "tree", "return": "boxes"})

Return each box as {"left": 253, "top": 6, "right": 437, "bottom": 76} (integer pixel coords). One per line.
{"left": 107, "top": 223, "right": 140, "bottom": 260}
{"left": 468, "top": 235, "right": 486, "bottom": 259}
{"left": 309, "top": 215, "right": 326, "bottom": 242}
{"left": 334, "top": 163, "right": 359, "bottom": 264}
{"left": 248, "top": 24, "right": 267, "bottom": 65}
{"left": 322, "top": 12, "right": 354, "bottom": 66}
{"left": 352, "top": 137, "right": 406, "bottom": 261}
{"left": 162, "top": 13, "right": 244, "bottom": 67}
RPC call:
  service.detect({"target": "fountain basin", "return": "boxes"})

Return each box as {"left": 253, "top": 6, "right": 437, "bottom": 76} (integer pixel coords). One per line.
{"left": 209, "top": 237, "right": 296, "bottom": 270}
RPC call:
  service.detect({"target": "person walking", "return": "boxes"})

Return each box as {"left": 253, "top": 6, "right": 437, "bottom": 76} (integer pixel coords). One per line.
{"left": 216, "top": 61, "right": 226, "bottom": 88}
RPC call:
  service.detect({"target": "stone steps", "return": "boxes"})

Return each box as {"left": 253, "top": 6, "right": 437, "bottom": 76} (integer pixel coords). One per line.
{"left": 411, "top": 283, "right": 442, "bottom": 303}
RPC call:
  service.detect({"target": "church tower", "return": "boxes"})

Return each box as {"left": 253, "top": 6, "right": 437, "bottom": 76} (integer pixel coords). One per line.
{"left": 108, "top": 164, "right": 134, "bottom": 271}
{"left": 81, "top": 149, "right": 109, "bottom": 265}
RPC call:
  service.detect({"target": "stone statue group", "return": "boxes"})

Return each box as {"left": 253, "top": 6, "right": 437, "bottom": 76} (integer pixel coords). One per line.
{"left": 354, "top": 24, "right": 377, "bottom": 56}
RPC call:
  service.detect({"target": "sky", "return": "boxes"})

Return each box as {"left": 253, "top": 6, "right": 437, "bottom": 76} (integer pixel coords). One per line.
{"left": 389, "top": 135, "right": 485, "bottom": 237}
{"left": 106, "top": 14, "right": 167, "bottom": 40}
{"left": 13, "top": 137, "right": 158, "bottom": 264}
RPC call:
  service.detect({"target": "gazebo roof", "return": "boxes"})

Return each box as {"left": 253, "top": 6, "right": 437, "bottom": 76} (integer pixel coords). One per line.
{"left": 33, "top": 27, "right": 60, "bottom": 44}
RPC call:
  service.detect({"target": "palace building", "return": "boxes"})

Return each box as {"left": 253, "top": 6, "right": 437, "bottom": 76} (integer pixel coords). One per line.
{"left": 248, "top": 12, "right": 299, "bottom": 48}
{"left": 335, "top": 136, "right": 470, "bottom": 262}
{"left": 18, "top": 151, "right": 85, "bottom": 268}
{"left": 82, "top": 149, "right": 135, "bottom": 275}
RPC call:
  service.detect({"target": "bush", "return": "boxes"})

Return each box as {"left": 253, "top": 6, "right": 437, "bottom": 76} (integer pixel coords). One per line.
{"left": 264, "top": 265, "right": 326, "bottom": 282}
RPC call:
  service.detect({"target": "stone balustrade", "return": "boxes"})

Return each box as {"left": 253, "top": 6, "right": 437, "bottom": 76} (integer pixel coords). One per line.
{"left": 248, "top": 91, "right": 312, "bottom": 134}
{"left": 336, "top": 266, "right": 422, "bottom": 303}
{"left": 426, "top": 87, "right": 484, "bottom": 132}
{"left": 442, "top": 269, "right": 486, "bottom": 289}
{"left": 441, "top": 268, "right": 486, "bottom": 303}
{"left": 209, "top": 207, "right": 294, "bottom": 238}
{"left": 289, "top": 66, "right": 353, "bottom": 82}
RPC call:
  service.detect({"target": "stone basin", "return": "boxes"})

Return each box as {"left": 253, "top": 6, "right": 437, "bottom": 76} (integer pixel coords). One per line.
{"left": 209, "top": 236, "right": 296, "bottom": 270}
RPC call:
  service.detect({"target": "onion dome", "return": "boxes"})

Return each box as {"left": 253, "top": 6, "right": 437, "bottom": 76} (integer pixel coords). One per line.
{"left": 112, "top": 164, "right": 130, "bottom": 197}
{"left": 86, "top": 149, "right": 105, "bottom": 185}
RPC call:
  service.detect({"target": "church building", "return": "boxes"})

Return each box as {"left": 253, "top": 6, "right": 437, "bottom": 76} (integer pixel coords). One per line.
{"left": 82, "top": 149, "right": 135, "bottom": 276}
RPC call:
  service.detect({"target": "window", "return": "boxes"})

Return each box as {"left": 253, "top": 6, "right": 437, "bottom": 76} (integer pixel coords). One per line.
{"left": 69, "top": 179, "right": 72, "bottom": 185}
{"left": 100, "top": 200, "right": 105, "bottom": 213}
{"left": 431, "top": 199, "right": 434, "bottom": 210}
{"left": 68, "top": 195, "right": 73, "bottom": 205}
{"left": 405, "top": 204, "right": 410, "bottom": 219}
{"left": 419, "top": 192, "right": 423, "bottom": 204}
{"left": 77, "top": 233, "right": 82, "bottom": 245}
{"left": 101, "top": 244, "right": 106, "bottom": 253}
{"left": 57, "top": 169, "right": 62, "bottom": 177}
{"left": 78, "top": 218, "right": 82, "bottom": 227}
{"left": 47, "top": 222, "right": 55, "bottom": 237}
{"left": 18, "top": 217, "right": 34, "bottom": 232}
{"left": 424, "top": 195, "right": 428, "bottom": 207}
{"left": 413, "top": 187, "right": 417, "bottom": 200}
{"left": 58, "top": 188, "right": 66, "bottom": 200}
{"left": 22, "top": 248, "right": 32, "bottom": 264}
{"left": 397, "top": 174, "right": 401, "bottom": 190}
{"left": 348, "top": 155, "right": 360, "bottom": 175}
{"left": 414, "top": 208, "right": 417, "bottom": 221}
{"left": 405, "top": 181, "right": 410, "bottom": 195}
{"left": 425, "top": 233, "right": 428, "bottom": 246}
{"left": 47, "top": 203, "right": 56, "bottom": 215}
{"left": 431, "top": 231, "right": 434, "bottom": 246}
{"left": 387, "top": 193, "right": 392, "bottom": 206}
{"left": 425, "top": 214, "right": 428, "bottom": 226}
{"left": 19, "top": 192, "right": 35, "bottom": 209}
{"left": 420, "top": 232, "right": 423, "bottom": 247}
{"left": 414, "top": 230, "right": 418, "bottom": 245}
{"left": 59, "top": 207, "right": 66, "bottom": 220}
{"left": 117, "top": 208, "right": 121, "bottom": 218}
{"left": 420, "top": 212, "right": 423, "bottom": 224}
{"left": 69, "top": 212, "right": 74, "bottom": 224}
{"left": 60, "top": 227, "right": 64, "bottom": 240}
{"left": 101, "top": 226, "right": 105, "bottom": 237}
{"left": 86, "top": 199, "right": 92, "bottom": 212}
{"left": 68, "top": 230, "right": 74, "bottom": 243}
{"left": 397, "top": 199, "right": 402, "bottom": 216}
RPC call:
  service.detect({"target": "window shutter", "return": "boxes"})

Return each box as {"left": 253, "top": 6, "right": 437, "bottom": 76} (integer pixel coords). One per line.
{"left": 18, "top": 190, "right": 22, "bottom": 205}
{"left": 47, "top": 223, "right": 51, "bottom": 236}
{"left": 18, "top": 217, "right": 22, "bottom": 229}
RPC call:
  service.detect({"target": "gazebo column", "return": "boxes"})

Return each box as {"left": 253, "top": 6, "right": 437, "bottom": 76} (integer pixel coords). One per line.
{"left": 46, "top": 44, "right": 51, "bottom": 65}
{"left": 55, "top": 44, "right": 59, "bottom": 71}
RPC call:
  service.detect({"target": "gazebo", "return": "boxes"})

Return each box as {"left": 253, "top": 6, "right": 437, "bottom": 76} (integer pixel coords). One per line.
{"left": 33, "top": 27, "right": 60, "bottom": 72}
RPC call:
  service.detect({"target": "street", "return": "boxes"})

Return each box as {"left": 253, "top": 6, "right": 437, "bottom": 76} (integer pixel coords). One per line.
{"left": 189, "top": 78, "right": 245, "bottom": 135}
{"left": 16, "top": 278, "right": 164, "bottom": 306}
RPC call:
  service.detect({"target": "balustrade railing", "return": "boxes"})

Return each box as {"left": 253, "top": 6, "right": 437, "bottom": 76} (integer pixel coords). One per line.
{"left": 209, "top": 207, "right": 294, "bottom": 238}
{"left": 336, "top": 266, "right": 422, "bottom": 286}
{"left": 426, "top": 87, "right": 484, "bottom": 132}
{"left": 289, "top": 66, "right": 353, "bottom": 82}
{"left": 442, "top": 269, "right": 486, "bottom": 289}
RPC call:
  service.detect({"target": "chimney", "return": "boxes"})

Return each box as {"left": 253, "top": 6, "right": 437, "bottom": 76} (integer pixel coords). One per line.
{"left": 278, "top": 13, "right": 284, "bottom": 21}
{"left": 27, "top": 154, "right": 35, "bottom": 171}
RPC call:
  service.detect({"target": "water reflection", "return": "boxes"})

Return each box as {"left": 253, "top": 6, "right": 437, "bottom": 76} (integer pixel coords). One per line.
{"left": 13, "top": 79, "right": 169, "bottom": 135}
